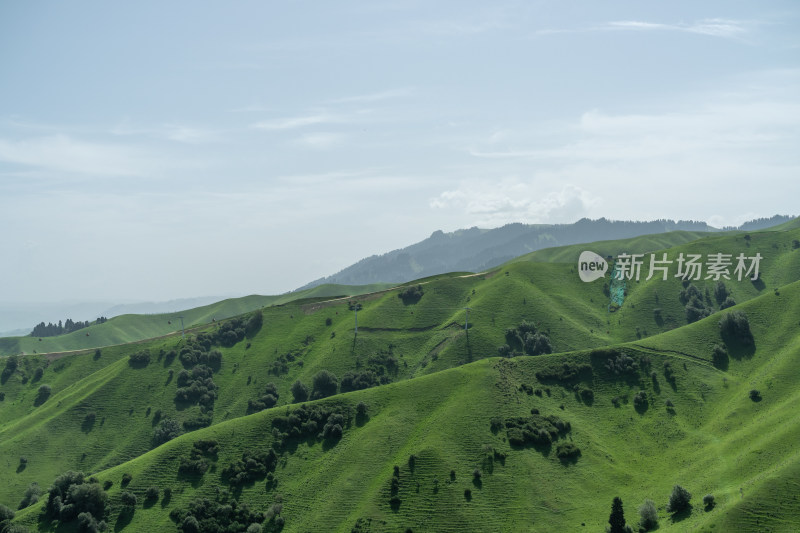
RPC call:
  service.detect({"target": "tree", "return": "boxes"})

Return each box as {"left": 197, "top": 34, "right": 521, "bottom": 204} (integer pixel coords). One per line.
{"left": 311, "top": 370, "right": 338, "bottom": 400}
{"left": 719, "top": 310, "right": 753, "bottom": 345}
{"left": 638, "top": 499, "right": 658, "bottom": 531}
{"left": 120, "top": 491, "right": 137, "bottom": 507}
{"left": 0, "top": 504, "right": 14, "bottom": 522}
{"left": 667, "top": 484, "right": 692, "bottom": 514}
{"left": 291, "top": 380, "right": 309, "bottom": 402}
{"left": 152, "top": 418, "right": 182, "bottom": 447}
{"left": 608, "top": 496, "right": 626, "bottom": 533}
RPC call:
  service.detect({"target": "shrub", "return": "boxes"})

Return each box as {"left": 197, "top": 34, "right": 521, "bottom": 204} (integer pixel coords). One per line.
{"left": 121, "top": 473, "right": 132, "bottom": 486}
{"left": 103, "top": 480, "right": 112, "bottom": 491}
{"left": 666, "top": 484, "right": 691, "bottom": 513}
{"left": 719, "top": 310, "right": 754, "bottom": 345}
{"left": 464, "top": 489, "right": 471, "bottom": 499}
{"left": 356, "top": 401, "right": 368, "bottom": 417}
{"left": 153, "top": 418, "right": 182, "bottom": 447}
{"left": 555, "top": 442, "right": 581, "bottom": 459}
{"left": 19, "top": 456, "right": 27, "bottom": 465}
{"left": 398, "top": 284, "right": 424, "bottom": 304}
{"left": 145, "top": 487, "right": 159, "bottom": 502}
{"left": 0, "top": 504, "right": 14, "bottom": 521}
{"left": 311, "top": 370, "right": 338, "bottom": 400}
{"left": 472, "top": 468, "right": 481, "bottom": 479}
{"left": 35, "top": 384, "right": 52, "bottom": 403}
{"left": 33, "top": 367, "right": 44, "bottom": 382}
{"left": 711, "top": 344, "right": 728, "bottom": 367}
{"left": 128, "top": 350, "right": 151, "bottom": 367}
{"left": 703, "top": 493, "right": 715, "bottom": 509}
{"left": 638, "top": 498, "right": 658, "bottom": 530}
{"left": 633, "top": 391, "right": 648, "bottom": 409}
{"left": 580, "top": 388, "right": 594, "bottom": 403}
{"left": 720, "top": 296, "right": 736, "bottom": 310}
{"left": 291, "top": 380, "right": 309, "bottom": 403}
{"left": 120, "top": 491, "right": 137, "bottom": 507}
{"left": 18, "top": 482, "right": 41, "bottom": 509}
{"left": 246, "top": 310, "right": 263, "bottom": 337}
{"left": 749, "top": 389, "right": 762, "bottom": 401}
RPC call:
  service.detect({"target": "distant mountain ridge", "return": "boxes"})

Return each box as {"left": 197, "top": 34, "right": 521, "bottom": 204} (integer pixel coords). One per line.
{"left": 297, "top": 215, "right": 794, "bottom": 290}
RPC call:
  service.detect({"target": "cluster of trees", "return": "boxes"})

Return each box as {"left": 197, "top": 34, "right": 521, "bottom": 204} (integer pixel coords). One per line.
{"left": 178, "top": 440, "right": 219, "bottom": 477}
{"left": 270, "top": 404, "right": 351, "bottom": 450}
{"left": 680, "top": 281, "right": 736, "bottom": 324}
{"left": 169, "top": 497, "right": 275, "bottom": 532}
{"left": 168, "top": 336, "right": 224, "bottom": 433}
{"left": 1, "top": 356, "right": 19, "bottom": 383}
{"left": 607, "top": 485, "right": 700, "bottom": 532}
{"left": 153, "top": 418, "right": 182, "bottom": 447}
{"left": 602, "top": 350, "right": 640, "bottom": 375}
{"left": 128, "top": 349, "right": 151, "bottom": 367}
{"left": 221, "top": 449, "right": 279, "bottom": 486}
{"left": 207, "top": 311, "right": 263, "bottom": 348}
{"left": 398, "top": 284, "right": 424, "bottom": 304}
{"left": 719, "top": 310, "right": 754, "bottom": 345}
{"left": 503, "top": 413, "right": 572, "bottom": 449}
{"left": 247, "top": 383, "right": 279, "bottom": 414}
{"left": 340, "top": 351, "right": 399, "bottom": 393}
{"left": 534, "top": 362, "right": 592, "bottom": 383}
{"left": 30, "top": 317, "right": 104, "bottom": 338}
{"left": 680, "top": 283, "right": 712, "bottom": 323}
{"left": 42, "top": 471, "right": 108, "bottom": 531}
{"left": 499, "top": 320, "right": 553, "bottom": 357}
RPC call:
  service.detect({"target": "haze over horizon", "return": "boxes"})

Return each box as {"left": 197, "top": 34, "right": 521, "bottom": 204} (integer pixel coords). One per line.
{"left": 2, "top": 1, "right": 799, "bottom": 304}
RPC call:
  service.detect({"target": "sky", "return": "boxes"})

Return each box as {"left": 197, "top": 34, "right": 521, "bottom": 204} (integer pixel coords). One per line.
{"left": 1, "top": 0, "right": 799, "bottom": 308}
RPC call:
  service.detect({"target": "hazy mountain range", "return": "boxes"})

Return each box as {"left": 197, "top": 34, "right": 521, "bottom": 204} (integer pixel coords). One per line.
{"left": 296, "top": 215, "right": 793, "bottom": 290}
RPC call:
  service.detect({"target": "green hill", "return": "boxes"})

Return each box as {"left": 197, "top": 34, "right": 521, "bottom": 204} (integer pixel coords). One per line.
{"left": 1, "top": 225, "right": 800, "bottom": 531}
{"left": 0, "top": 283, "right": 393, "bottom": 357}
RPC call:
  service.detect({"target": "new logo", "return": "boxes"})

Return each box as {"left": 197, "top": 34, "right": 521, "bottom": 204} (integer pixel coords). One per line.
{"left": 578, "top": 251, "right": 608, "bottom": 282}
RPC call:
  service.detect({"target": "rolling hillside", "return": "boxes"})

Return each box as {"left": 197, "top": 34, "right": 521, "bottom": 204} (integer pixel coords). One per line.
{"left": 0, "top": 283, "right": 392, "bottom": 358}
{"left": 1, "top": 222, "right": 799, "bottom": 532}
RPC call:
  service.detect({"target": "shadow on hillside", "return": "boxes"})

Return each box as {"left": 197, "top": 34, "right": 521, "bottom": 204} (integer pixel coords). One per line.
{"left": 33, "top": 391, "right": 51, "bottom": 407}
{"left": 161, "top": 490, "right": 172, "bottom": 508}
{"left": 751, "top": 277, "right": 766, "bottom": 292}
{"left": 726, "top": 341, "right": 756, "bottom": 360}
{"left": 670, "top": 505, "right": 693, "bottom": 524}
{"left": 651, "top": 374, "right": 661, "bottom": 394}
{"left": 114, "top": 508, "right": 134, "bottom": 532}
{"left": 81, "top": 415, "right": 96, "bottom": 433}
{"left": 16, "top": 463, "right": 26, "bottom": 474}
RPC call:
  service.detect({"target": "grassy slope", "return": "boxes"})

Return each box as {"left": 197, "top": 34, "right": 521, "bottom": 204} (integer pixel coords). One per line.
{"left": 510, "top": 230, "right": 715, "bottom": 264}
{"left": 1, "top": 225, "right": 799, "bottom": 531}
{"left": 10, "top": 281, "right": 800, "bottom": 532}
{"left": 0, "top": 283, "right": 392, "bottom": 357}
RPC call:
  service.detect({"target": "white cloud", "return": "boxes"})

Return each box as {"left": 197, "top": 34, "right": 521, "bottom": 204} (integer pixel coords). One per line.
{"left": 429, "top": 182, "right": 601, "bottom": 226}
{"left": 0, "top": 135, "right": 153, "bottom": 177}
{"left": 111, "top": 120, "right": 221, "bottom": 144}
{"left": 538, "top": 18, "right": 752, "bottom": 40}
{"left": 251, "top": 113, "right": 340, "bottom": 130}
{"left": 607, "top": 19, "right": 749, "bottom": 39}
